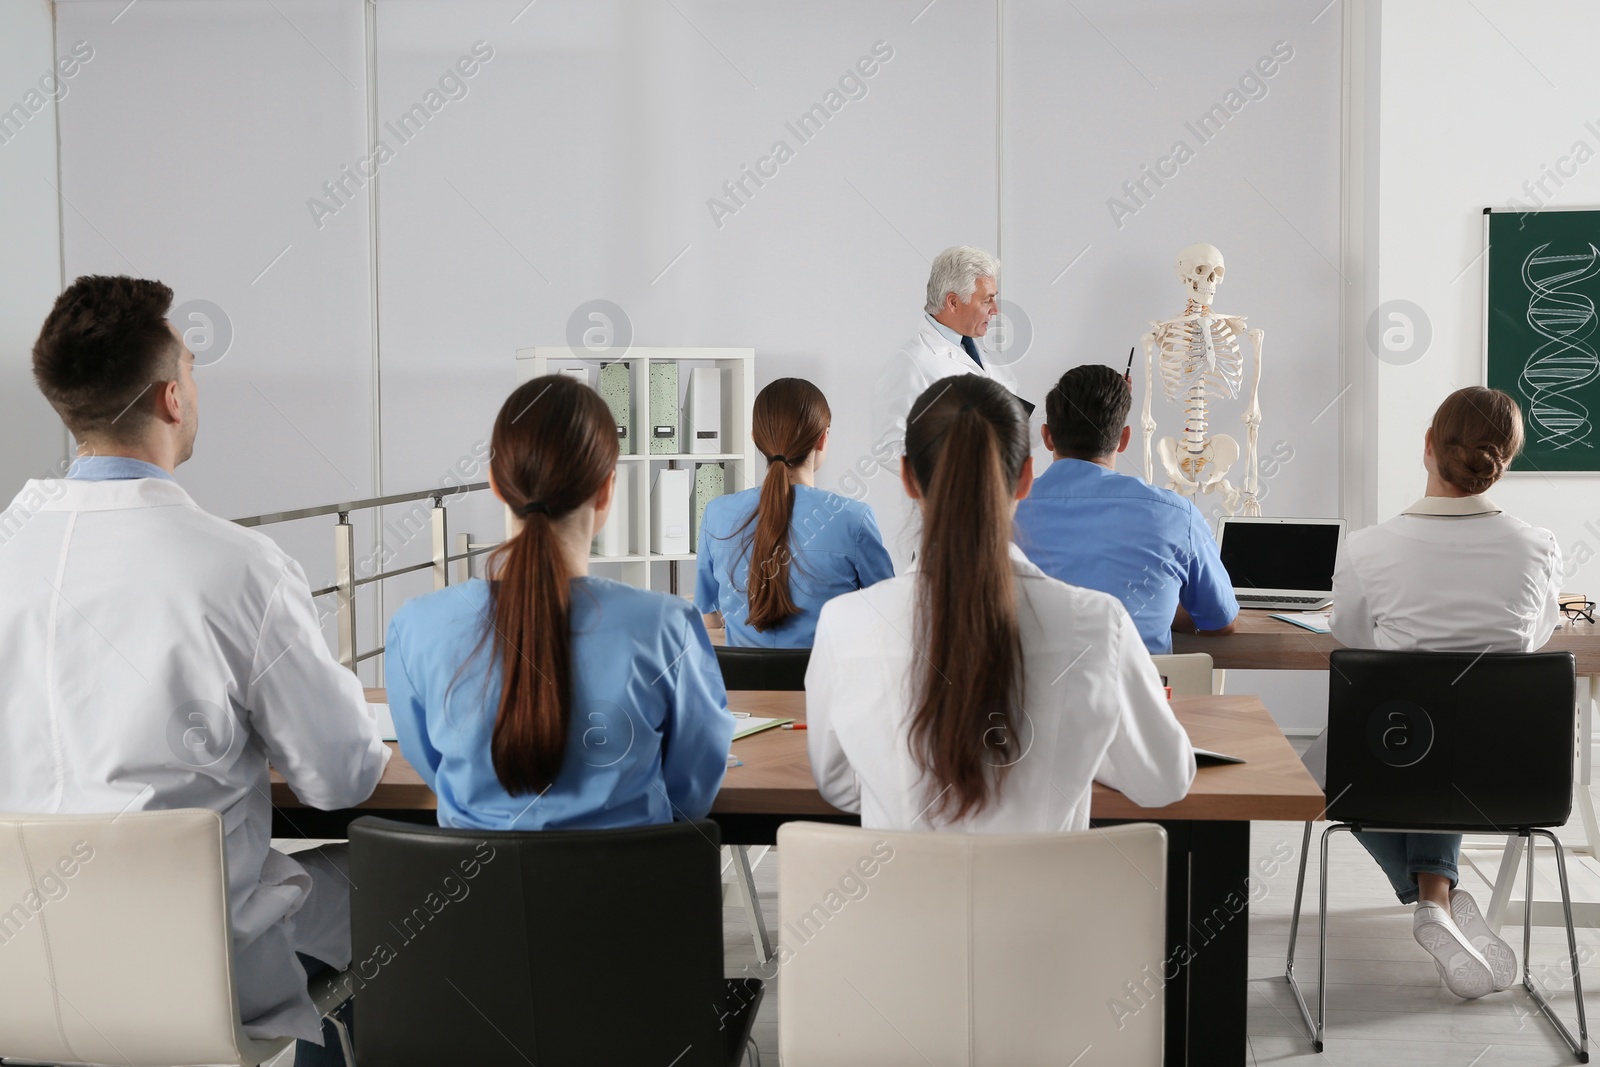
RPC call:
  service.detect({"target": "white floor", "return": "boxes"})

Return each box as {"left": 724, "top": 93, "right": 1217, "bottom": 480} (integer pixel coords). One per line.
{"left": 275, "top": 810, "right": 1600, "bottom": 1066}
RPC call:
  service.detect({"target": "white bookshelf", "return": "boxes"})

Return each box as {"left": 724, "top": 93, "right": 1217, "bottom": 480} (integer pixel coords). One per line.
{"left": 515, "top": 347, "right": 757, "bottom": 593}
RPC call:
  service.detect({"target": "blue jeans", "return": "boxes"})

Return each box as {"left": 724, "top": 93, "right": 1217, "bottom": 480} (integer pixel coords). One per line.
{"left": 1354, "top": 831, "right": 1462, "bottom": 904}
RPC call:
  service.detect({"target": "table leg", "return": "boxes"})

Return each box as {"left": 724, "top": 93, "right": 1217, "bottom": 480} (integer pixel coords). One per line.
{"left": 1098, "top": 819, "right": 1251, "bottom": 1066}
{"left": 1577, "top": 675, "right": 1599, "bottom": 858}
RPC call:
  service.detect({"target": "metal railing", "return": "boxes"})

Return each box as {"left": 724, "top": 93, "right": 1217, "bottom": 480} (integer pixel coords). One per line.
{"left": 234, "top": 482, "right": 498, "bottom": 669}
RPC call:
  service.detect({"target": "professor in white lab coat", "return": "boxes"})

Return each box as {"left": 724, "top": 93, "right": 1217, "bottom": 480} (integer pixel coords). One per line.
{"left": 872, "top": 245, "right": 1024, "bottom": 564}
{"left": 0, "top": 275, "right": 389, "bottom": 1057}
{"left": 873, "top": 245, "right": 1024, "bottom": 452}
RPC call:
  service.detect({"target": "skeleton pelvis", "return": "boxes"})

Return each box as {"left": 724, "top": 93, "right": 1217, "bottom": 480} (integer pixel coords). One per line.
{"left": 1156, "top": 434, "right": 1240, "bottom": 490}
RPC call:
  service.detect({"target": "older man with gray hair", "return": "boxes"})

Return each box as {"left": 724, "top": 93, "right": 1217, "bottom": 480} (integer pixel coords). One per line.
{"left": 873, "top": 246, "right": 1025, "bottom": 461}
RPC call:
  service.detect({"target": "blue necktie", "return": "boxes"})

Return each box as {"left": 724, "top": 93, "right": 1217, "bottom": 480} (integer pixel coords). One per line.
{"left": 961, "top": 334, "right": 984, "bottom": 369}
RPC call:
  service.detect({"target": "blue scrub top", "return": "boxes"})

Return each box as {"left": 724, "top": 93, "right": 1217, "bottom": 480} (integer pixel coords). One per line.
{"left": 385, "top": 576, "right": 735, "bottom": 831}
{"left": 695, "top": 484, "right": 894, "bottom": 648}
{"left": 1013, "top": 458, "right": 1238, "bottom": 654}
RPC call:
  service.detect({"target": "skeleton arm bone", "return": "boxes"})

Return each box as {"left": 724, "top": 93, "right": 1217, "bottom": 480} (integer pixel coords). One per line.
{"left": 1232, "top": 322, "right": 1264, "bottom": 501}
{"left": 1141, "top": 329, "right": 1159, "bottom": 483}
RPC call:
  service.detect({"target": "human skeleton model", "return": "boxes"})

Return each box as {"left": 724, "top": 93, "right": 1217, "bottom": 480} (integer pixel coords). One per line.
{"left": 1139, "top": 244, "right": 1265, "bottom": 516}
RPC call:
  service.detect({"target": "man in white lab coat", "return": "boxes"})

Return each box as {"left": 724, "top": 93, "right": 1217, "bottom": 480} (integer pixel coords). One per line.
{"left": 873, "top": 245, "right": 1027, "bottom": 453}
{"left": 872, "top": 245, "right": 1027, "bottom": 563}
{"left": 0, "top": 275, "right": 389, "bottom": 1058}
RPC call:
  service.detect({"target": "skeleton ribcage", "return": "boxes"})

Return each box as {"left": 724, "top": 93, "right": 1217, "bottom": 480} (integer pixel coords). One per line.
{"left": 1156, "top": 317, "right": 1245, "bottom": 454}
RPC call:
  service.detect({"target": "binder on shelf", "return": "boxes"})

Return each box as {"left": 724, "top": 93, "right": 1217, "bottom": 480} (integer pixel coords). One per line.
{"left": 684, "top": 367, "right": 723, "bottom": 454}
{"left": 652, "top": 466, "right": 692, "bottom": 555}
{"left": 594, "top": 464, "right": 631, "bottom": 557}
{"left": 649, "top": 362, "right": 679, "bottom": 454}
{"left": 693, "top": 463, "right": 725, "bottom": 544}
{"left": 598, "top": 362, "right": 632, "bottom": 451}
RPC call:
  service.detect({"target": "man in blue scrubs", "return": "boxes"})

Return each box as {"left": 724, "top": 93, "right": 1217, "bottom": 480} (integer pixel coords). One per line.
{"left": 1014, "top": 363, "right": 1237, "bottom": 654}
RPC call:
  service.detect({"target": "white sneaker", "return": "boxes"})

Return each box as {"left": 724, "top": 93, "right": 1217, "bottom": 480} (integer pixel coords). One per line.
{"left": 1414, "top": 901, "right": 1495, "bottom": 999}
{"left": 1450, "top": 888, "right": 1517, "bottom": 991}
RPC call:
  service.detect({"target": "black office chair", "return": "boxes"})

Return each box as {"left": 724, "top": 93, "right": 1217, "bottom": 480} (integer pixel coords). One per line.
{"left": 712, "top": 644, "right": 811, "bottom": 966}
{"left": 713, "top": 645, "right": 812, "bottom": 691}
{"left": 1283, "top": 649, "right": 1586, "bottom": 1060}
{"left": 349, "top": 817, "right": 762, "bottom": 1066}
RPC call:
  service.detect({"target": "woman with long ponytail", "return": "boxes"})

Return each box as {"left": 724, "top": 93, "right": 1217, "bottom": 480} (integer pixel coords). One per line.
{"left": 385, "top": 376, "right": 735, "bottom": 828}
{"left": 806, "top": 375, "right": 1195, "bottom": 830}
{"left": 696, "top": 377, "right": 893, "bottom": 647}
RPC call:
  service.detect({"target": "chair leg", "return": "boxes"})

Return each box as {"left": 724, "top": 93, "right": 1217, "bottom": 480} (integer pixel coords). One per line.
{"left": 1523, "top": 830, "right": 1590, "bottom": 1062}
{"left": 325, "top": 1007, "right": 356, "bottom": 1067}
{"left": 745, "top": 1035, "right": 762, "bottom": 1067}
{"left": 1313, "top": 825, "right": 1345, "bottom": 1054}
{"left": 1284, "top": 821, "right": 1316, "bottom": 1041}
{"left": 729, "top": 845, "right": 773, "bottom": 965}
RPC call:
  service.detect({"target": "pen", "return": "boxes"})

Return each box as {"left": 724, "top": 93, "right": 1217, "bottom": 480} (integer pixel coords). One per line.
{"left": 1124, "top": 346, "right": 1135, "bottom": 382}
{"left": 780, "top": 723, "right": 807, "bottom": 730}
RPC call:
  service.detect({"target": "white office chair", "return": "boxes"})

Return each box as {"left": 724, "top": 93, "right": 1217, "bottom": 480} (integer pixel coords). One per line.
{"left": 1151, "top": 651, "right": 1216, "bottom": 696}
{"left": 0, "top": 808, "right": 353, "bottom": 1067}
{"left": 777, "top": 821, "right": 1167, "bottom": 1066}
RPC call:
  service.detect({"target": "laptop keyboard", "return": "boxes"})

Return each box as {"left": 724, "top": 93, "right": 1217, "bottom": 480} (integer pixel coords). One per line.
{"left": 1237, "top": 594, "right": 1325, "bottom": 605}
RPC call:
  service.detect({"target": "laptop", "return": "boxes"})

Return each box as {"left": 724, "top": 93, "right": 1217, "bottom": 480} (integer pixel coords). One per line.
{"left": 1216, "top": 516, "right": 1345, "bottom": 611}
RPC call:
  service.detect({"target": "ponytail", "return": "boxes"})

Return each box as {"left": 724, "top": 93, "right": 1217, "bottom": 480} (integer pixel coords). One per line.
{"left": 488, "top": 511, "right": 571, "bottom": 794}
{"left": 744, "top": 458, "right": 801, "bottom": 630}
{"left": 475, "top": 376, "right": 618, "bottom": 795}
{"left": 734, "top": 378, "right": 831, "bottom": 632}
{"left": 903, "top": 376, "right": 1030, "bottom": 823}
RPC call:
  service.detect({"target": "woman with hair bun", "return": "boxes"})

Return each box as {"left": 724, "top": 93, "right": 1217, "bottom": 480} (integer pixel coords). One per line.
{"left": 696, "top": 377, "right": 893, "bottom": 647}
{"left": 1329, "top": 385, "right": 1562, "bottom": 1000}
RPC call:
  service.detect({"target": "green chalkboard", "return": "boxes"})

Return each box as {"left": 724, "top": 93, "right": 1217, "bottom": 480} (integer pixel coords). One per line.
{"left": 1485, "top": 208, "right": 1600, "bottom": 472}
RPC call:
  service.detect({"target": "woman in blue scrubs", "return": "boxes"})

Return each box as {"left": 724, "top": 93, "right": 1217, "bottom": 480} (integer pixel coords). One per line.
{"left": 695, "top": 377, "right": 894, "bottom": 648}
{"left": 385, "top": 376, "right": 735, "bottom": 830}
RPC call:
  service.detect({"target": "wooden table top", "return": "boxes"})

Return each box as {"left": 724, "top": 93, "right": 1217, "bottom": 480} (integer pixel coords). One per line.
{"left": 1172, "top": 610, "right": 1600, "bottom": 673}
{"left": 272, "top": 689, "right": 1325, "bottom": 822}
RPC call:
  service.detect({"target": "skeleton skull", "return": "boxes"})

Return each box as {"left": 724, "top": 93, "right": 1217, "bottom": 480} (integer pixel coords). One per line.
{"left": 1175, "top": 243, "right": 1225, "bottom": 306}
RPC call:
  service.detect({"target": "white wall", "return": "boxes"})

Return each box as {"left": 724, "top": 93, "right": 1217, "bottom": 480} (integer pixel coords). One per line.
{"left": 1376, "top": 0, "right": 1600, "bottom": 593}
{"left": 0, "top": 0, "right": 69, "bottom": 491}
{"left": 13, "top": 1, "right": 1349, "bottom": 717}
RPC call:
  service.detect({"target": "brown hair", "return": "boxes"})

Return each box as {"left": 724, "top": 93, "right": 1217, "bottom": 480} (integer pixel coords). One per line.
{"left": 902, "top": 375, "right": 1030, "bottom": 822}
{"left": 1430, "top": 386, "right": 1523, "bottom": 495}
{"left": 32, "top": 275, "right": 179, "bottom": 443}
{"left": 1045, "top": 363, "right": 1133, "bottom": 457}
{"left": 732, "top": 378, "right": 831, "bottom": 631}
{"left": 480, "top": 376, "right": 619, "bottom": 795}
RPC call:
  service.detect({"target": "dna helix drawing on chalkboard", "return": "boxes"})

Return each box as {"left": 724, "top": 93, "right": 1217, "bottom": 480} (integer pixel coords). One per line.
{"left": 1518, "top": 242, "right": 1600, "bottom": 451}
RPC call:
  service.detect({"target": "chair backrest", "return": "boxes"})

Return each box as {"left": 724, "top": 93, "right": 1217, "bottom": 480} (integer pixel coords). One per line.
{"left": 0, "top": 808, "right": 265, "bottom": 1067}
{"left": 714, "top": 644, "right": 812, "bottom": 691}
{"left": 1150, "top": 652, "right": 1214, "bottom": 697}
{"left": 349, "top": 816, "right": 731, "bottom": 1066}
{"left": 777, "top": 821, "right": 1167, "bottom": 1066}
{"left": 1325, "top": 649, "right": 1576, "bottom": 830}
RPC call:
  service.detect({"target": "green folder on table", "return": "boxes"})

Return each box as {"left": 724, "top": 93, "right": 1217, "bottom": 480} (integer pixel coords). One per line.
{"left": 731, "top": 716, "right": 793, "bottom": 741}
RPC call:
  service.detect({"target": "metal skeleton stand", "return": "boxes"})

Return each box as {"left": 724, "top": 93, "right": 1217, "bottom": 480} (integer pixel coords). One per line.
{"left": 1285, "top": 823, "right": 1588, "bottom": 1061}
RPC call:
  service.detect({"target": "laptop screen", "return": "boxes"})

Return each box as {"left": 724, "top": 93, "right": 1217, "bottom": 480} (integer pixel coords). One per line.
{"left": 1218, "top": 521, "right": 1341, "bottom": 592}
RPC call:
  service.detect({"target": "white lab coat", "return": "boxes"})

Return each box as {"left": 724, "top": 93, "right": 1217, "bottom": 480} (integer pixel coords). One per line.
{"left": 0, "top": 477, "right": 389, "bottom": 1041}
{"left": 872, "top": 316, "right": 1022, "bottom": 460}
{"left": 805, "top": 544, "right": 1196, "bottom": 832}
{"left": 1330, "top": 495, "right": 1561, "bottom": 653}
{"left": 1300, "top": 494, "right": 1562, "bottom": 788}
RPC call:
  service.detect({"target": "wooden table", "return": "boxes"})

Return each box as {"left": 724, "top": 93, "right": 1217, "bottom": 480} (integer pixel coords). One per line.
{"left": 273, "top": 690, "right": 1323, "bottom": 823}
{"left": 273, "top": 689, "right": 1319, "bottom": 1066}
{"left": 1172, "top": 608, "right": 1600, "bottom": 672}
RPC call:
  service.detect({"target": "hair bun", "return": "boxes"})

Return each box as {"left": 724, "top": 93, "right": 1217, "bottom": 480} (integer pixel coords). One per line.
{"left": 1438, "top": 441, "right": 1504, "bottom": 495}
